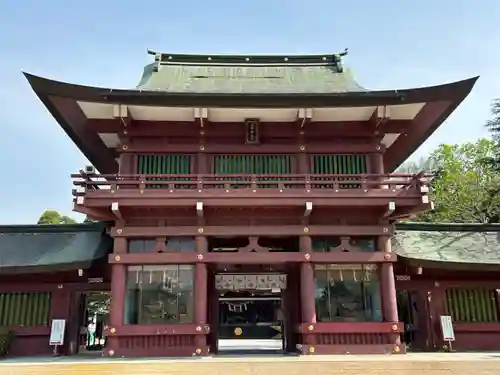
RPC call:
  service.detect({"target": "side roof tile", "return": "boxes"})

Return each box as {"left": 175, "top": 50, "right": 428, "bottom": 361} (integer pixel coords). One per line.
{"left": 394, "top": 222, "right": 500, "bottom": 265}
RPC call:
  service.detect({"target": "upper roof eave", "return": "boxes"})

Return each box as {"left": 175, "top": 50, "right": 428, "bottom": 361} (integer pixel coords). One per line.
{"left": 24, "top": 72, "right": 478, "bottom": 174}
{"left": 383, "top": 76, "right": 478, "bottom": 171}
{"left": 23, "top": 73, "right": 120, "bottom": 174}
{"left": 23, "top": 72, "right": 479, "bottom": 108}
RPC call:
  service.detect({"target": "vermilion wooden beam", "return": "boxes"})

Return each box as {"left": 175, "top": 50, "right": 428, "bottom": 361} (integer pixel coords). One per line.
{"left": 296, "top": 322, "right": 404, "bottom": 334}
{"left": 108, "top": 251, "right": 395, "bottom": 265}
{"left": 107, "top": 324, "right": 208, "bottom": 336}
{"left": 109, "top": 224, "right": 392, "bottom": 237}
{"left": 89, "top": 119, "right": 411, "bottom": 136}
{"left": 119, "top": 141, "right": 385, "bottom": 154}
{"left": 81, "top": 196, "right": 423, "bottom": 210}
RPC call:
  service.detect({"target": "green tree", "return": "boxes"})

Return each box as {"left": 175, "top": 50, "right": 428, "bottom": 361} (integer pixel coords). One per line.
{"left": 397, "top": 156, "right": 434, "bottom": 174}
{"left": 485, "top": 98, "right": 500, "bottom": 175}
{"left": 486, "top": 99, "right": 500, "bottom": 143}
{"left": 414, "top": 139, "right": 500, "bottom": 223}
{"left": 37, "top": 210, "right": 77, "bottom": 225}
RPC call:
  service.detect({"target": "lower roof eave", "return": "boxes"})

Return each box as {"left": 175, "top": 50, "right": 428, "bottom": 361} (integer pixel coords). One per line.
{"left": 398, "top": 256, "right": 500, "bottom": 272}
{"left": 0, "top": 260, "right": 98, "bottom": 276}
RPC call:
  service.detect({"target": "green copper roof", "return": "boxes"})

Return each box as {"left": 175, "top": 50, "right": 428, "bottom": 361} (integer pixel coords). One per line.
{"left": 0, "top": 223, "right": 111, "bottom": 273}
{"left": 1, "top": 222, "right": 499, "bottom": 272}
{"left": 393, "top": 223, "right": 500, "bottom": 266}
{"left": 137, "top": 50, "right": 366, "bottom": 94}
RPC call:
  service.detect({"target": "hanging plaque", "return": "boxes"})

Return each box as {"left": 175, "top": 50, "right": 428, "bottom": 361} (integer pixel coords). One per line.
{"left": 215, "top": 273, "right": 287, "bottom": 291}
{"left": 244, "top": 274, "right": 257, "bottom": 289}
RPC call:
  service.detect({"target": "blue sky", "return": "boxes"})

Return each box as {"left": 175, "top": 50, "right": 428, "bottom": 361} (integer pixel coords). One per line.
{"left": 0, "top": 0, "right": 498, "bottom": 224}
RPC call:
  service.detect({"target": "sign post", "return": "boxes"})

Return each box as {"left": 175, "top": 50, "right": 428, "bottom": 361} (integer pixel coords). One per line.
{"left": 439, "top": 315, "right": 455, "bottom": 352}
{"left": 49, "top": 319, "right": 66, "bottom": 356}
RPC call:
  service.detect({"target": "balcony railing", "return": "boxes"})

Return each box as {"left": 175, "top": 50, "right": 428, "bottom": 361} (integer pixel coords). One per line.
{"left": 72, "top": 173, "right": 430, "bottom": 195}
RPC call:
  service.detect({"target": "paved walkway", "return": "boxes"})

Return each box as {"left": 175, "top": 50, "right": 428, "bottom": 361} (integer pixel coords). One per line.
{"left": 1, "top": 352, "right": 500, "bottom": 375}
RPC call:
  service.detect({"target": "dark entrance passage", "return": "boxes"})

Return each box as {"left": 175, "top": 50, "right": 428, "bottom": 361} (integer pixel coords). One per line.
{"left": 218, "top": 292, "right": 285, "bottom": 353}
{"left": 209, "top": 269, "right": 291, "bottom": 354}
{"left": 397, "top": 290, "right": 425, "bottom": 351}
{"left": 76, "top": 291, "right": 110, "bottom": 355}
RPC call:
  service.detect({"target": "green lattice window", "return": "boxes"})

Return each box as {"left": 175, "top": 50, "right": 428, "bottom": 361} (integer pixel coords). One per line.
{"left": 0, "top": 292, "right": 51, "bottom": 326}
{"left": 445, "top": 289, "right": 499, "bottom": 323}
{"left": 310, "top": 155, "right": 367, "bottom": 189}
{"left": 137, "top": 155, "right": 192, "bottom": 188}
{"left": 213, "top": 155, "right": 292, "bottom": 188}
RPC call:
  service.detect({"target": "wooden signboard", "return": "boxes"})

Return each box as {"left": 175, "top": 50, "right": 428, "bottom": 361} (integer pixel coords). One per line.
{"left": 49, "top": 319, "right": 66, "bottom": 356}
{"left": 440, "top": 315, "right": 455, "bottom": 351}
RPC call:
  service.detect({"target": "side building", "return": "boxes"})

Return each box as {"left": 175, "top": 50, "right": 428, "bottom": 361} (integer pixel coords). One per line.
{"left": 1, "top": 223, "right": 499, "bottom": 356}
{"left": 0, "top": 223, "right": 111, "bottom": 356}
{"left": 13, "top": 50, "right": 484, "bottom": 357}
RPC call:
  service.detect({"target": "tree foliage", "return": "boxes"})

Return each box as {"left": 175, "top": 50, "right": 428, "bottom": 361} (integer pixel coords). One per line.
{"left": 37, "top": 210, "right": 77, "bottom": 225}
{"left": 397, "top": 156, "right": 434, "bottom": 174}
{"left": 486, "top": 99, "right": 500, "bottom": 143}
{"left": 413, "top": 139, "right": 500, "bottom": 223}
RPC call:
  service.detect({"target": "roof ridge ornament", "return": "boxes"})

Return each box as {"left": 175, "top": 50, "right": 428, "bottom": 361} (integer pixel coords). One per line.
{"left": 146, "top": 48, "right": 350, "bottom": 69}
{"left": 333, "top": 48, "right": 348, "bottom": 73}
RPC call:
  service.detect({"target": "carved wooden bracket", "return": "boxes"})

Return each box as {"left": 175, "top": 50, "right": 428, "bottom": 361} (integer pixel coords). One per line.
{"left": 328, "top": 236, "right": 365, "bottom": 253}
{"left": 156, "top": 236, "right": 167, "bottom": 252}
{"left": 238, "top": 236, "right": 271, "bottom": 253}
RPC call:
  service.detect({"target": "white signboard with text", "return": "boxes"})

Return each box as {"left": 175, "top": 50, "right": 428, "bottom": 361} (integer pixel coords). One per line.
{"left": 49, "top": 319, "right": 66, "bottom": 346}
{"left": 440, "top": 315, "right": 455, "bottom": 341}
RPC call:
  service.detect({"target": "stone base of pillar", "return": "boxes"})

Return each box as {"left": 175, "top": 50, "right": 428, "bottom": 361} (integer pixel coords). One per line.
{"left": 104, "top": 337, "right": 119, "bottom": 357}
{"left": 298, "top": 342, "right": 405, "bottom": 355}
{"left": 194, "top": 334, "right": 206, "bottom": 350}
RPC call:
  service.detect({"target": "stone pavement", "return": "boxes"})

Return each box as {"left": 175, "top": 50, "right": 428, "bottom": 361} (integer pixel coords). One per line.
{"left": 1, "top": 352, "right": 500, "bottom": 375}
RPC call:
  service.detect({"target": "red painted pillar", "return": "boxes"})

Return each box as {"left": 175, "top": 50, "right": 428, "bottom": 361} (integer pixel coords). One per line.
{"left": 299, "top": 236, "right": 316, "bottom": 348}
{"left": 496, "top": 289, "right": 500, "bottom": 321}
{"left": 370, "top": 153, "right": 383, "bottom": 175}
{"left": 372, "top": 148, "right": 401, "bottom": 350}
{"left": 300, "top": 263, "right": 316, "bottom": 323}
{"left": 107, "top": 237, "right": 127, "bottom": 357}
{"left": 109, "top": 265, "right": 126, "bottom": 325}
{"left": 49, "top": 287, "right": 72, "bottom": 355}
{"left": 372, "top": 152, "right": 388, "bottom": 313}
{"left": 194, "top": 236, "right": 208, "bottom": 353}
{"left": 379, "top": 236, "right": 398, "bottom": 322}
{"left": 378, "top": 235, "right": 401, "bottom": 350}
{"left": 119, "top": 154, "right": 135, "bottom": 174}
{"left": 428, "top": 283, "right": 447, "bottom": 350}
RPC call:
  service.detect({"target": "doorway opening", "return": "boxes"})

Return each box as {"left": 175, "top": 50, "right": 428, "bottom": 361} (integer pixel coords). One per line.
{"left": 397, "top": 291, "right": 420, "bottom": 351}
{"left": 77, "top": 291, "right": 111, "bottom": 355}
{"left": 217, "top": 290, "right": 285, "bottom": 353}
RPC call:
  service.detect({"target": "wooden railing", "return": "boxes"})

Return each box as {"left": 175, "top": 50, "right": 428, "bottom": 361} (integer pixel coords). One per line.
{"left": 72, "top": 173, "right": 429, "bottom": 194}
